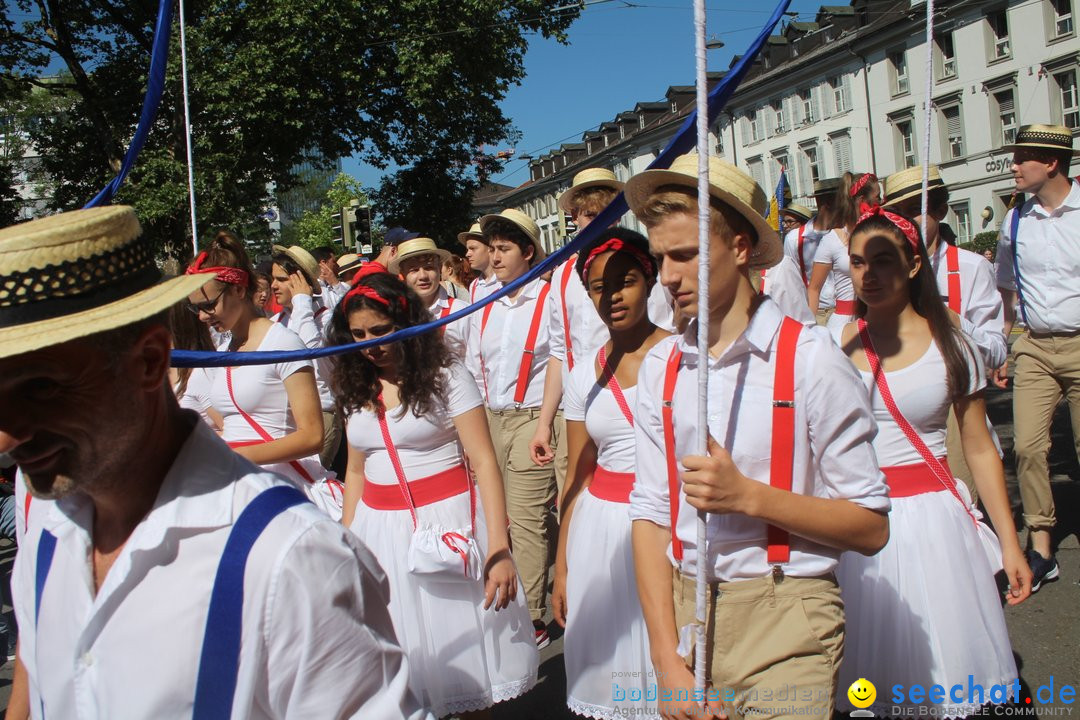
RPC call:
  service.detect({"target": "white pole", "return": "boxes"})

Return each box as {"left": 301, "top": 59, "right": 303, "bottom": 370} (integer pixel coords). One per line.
{"left": 919, "top": 0, "right": 935, "bottom": 239}
{"left": 692, "top": 0, "right": 710, "bottom": 703}
{"left": 178, "top": 0, "right": 199, "bottom": 257}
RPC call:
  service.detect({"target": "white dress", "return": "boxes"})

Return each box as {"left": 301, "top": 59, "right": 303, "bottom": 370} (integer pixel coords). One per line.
{"left": 562, "top": 351, "right": 655, "bottom": 719}
{"left": 346, "top": 362, "right": 539, "bottom": 717}
{"left": 209, "top": 322, "right": 343, "bottom": 519}
{"left": 837, "top": 336, "right": 1016, "bottom": 718}
{"left": 813, "top": 229, "right": 856, "bottom": 341}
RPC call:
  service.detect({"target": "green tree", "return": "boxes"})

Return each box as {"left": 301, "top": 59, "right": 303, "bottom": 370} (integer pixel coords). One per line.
{"left": 961, "top": 230, "right": 1000, "bottom": 259}
{"left": 0, "top": 0, "right": 578, "bottom": 259}
{"left": 282, "top": 172, "right": 369, "bottom": 251}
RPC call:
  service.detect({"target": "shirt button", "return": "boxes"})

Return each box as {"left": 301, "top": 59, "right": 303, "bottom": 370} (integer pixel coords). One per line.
{"left": 82, "top": 652, "right": 94, "bottom": 667}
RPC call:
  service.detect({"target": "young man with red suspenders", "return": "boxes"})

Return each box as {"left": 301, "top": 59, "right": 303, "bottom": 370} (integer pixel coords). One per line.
{"left": 624, "top": 155, "right": 891, "bottom": 720}
{"left": 466, "top": 208, "right": 558, "bottom": 648}
{"left": 390, "top": 236, "right": 471, "bottom": 359}
{"left": 784, "top": 180, "right": 837, "bottom": 325}
{"left": 461, "top": 221, "right": 500, "bottom": 303}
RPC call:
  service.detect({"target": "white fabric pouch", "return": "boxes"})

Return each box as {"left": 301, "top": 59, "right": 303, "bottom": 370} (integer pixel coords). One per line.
{"left": 407, "top": 525, "right": 482, "bottom": 582}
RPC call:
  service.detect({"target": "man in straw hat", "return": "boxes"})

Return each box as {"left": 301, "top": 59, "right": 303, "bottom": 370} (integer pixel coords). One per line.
{"left": 995, "top": 124, "right": 1080, "bottom": 592}
{"left": 465, "top": 207, "right": 558, "bottom": 649}
{"left": 460, "top": 220, "right": 499, "bottom": 303}
{"left": 883, "top": 164, "right": 1008, "bottom": 503}
{"left": 0, "top": 207, "right": 427, "bottom": 718}
{"left": 624, "top": 154, "right": 889, "bottom": 719}
{"left": 310, "top": 245, "right": 348, "bottom": 308}
{"left": 270, "top": 244, "right": 340, "bottom": 468}
{"left": 389, "top": 236, "right": 471, "bottom": 358}
{"left": 337, "top": 252, "right": 364, "bottom": 285}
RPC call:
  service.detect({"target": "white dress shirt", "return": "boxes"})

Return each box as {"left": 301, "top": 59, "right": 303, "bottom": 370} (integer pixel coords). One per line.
{"left": 466, "top": 276, "right": 552, "bottom": 410}
{"left": 468, "top": 274, "right": 500, "bottom": 303}
{"left": 996, "top": 183, "right": 1080, "bottom": 334}
{"left": 320, "top": 279, "right": 349, "bottom": 310}
{"left": 784, "top": 220, "right": 834, "bottom": 309}
{"left": 928, "top": 241, "right": 1007, "bottom": 369}
{"left": 759, "top": 255, "right": 816, "bottom": 326}
{"left": 13, "top": 420, "right": 429, "bottom": 720}
{"left": 629, "top": 299, "right": 890, "bottom": 581}
{"left": 271, "top": 294, "right": 334, "bottom": 412}
{"left": 428, "top": 286, "right": 471, "bottom": 360}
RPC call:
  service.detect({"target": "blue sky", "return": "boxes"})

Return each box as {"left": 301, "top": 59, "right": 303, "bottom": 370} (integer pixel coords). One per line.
{"left": 342, "top": 0, "right": 826, "bottom": 192}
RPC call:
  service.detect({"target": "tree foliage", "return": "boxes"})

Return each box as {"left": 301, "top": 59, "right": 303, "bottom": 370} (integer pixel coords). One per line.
{"left": 0, "top": 0, "right": 578, "bottom": 258}
{"left": 281, "top": 172, "right": 369, "bottom": 252}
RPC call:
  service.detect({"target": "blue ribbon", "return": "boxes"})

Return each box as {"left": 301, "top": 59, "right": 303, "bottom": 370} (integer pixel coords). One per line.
{"left": 170, "top": 0, "right": 792, "bottom": 369}
{"left": 84, "top": 0, "right": 173, "bottom": 208}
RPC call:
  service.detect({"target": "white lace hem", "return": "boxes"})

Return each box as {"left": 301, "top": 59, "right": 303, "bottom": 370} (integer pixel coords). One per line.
{"left": 568, "top": 695, "right": 660, "bottom": 719}
{"left": 432, "top": 672, "right": 537, "bottom": 716}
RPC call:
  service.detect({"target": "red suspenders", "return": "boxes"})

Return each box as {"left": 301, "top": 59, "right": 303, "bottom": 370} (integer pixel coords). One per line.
{"left": 945, "top": 245, "right": 961, "bottom": 314}
{"left": 559, "top": 257, "right": 577, "bottom": 371}
{"left": 479, "top": 282, "right": 553, "bottom": 406}
{"left": 469, "top": 278, "right": 479, "bottom": 303}
{"left": 661, "top": 317, "right": 804, "bottom": 567}
{"left": 796, "top": 225, "right": 808, "bottom": 287}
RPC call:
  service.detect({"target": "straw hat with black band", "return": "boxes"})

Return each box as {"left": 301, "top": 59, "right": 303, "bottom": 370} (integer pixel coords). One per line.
{"left": 557, "top": 168, "right": 625, "bottom": 215}
{"left": 457, "top": 221, "right": 483, "bottom": 246}
{"left": 478, "top": 208, "right": 547, "bottom": 262}
{"left": 0, "top": 206, "right": 213, "bottom": 360}
{"left": 336, "top": 253, "right": 363, "bottom": 278}
{"left": 780, "top": 204, "right": 814, "bottom": 224}
{"left": 1004, "top": 123, "right": 1079, "bottom": 156}
{"left": 387, "top": 237, "right": 451, "bottom": 275}
{"left": 883, "top": 165, "right": 946, "bottom": 208}
{"left": 813, "top": 177, "right": 842, "bottom": 197}
{"left": 624, "top": 153, "right": 783, "bottom": 270}
{"left": 271, "top": 244, "right": 321, "bottom": 288}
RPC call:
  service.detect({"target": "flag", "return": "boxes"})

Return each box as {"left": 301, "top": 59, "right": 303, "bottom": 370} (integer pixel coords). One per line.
{"left": 764, "top": 168, "right": 788, "bottom": 231}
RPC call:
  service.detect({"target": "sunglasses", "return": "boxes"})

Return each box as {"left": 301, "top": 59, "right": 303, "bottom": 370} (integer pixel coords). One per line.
{"left": 185, "top": 286, "right": 228, "bottom": 316}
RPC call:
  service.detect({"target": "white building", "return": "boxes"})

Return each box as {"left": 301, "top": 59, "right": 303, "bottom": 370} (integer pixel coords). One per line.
{"left": 494, "top": 0, "right": 1080, "bottom": 251}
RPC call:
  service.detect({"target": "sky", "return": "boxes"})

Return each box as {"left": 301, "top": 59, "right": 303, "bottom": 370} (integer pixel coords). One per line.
{"left": 342, "top": 0, "right": 828, "bottom": 193}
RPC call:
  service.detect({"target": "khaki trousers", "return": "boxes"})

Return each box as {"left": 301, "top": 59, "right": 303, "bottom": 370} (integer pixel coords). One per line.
{"left": 487, "top": 407, "right": 558, "bottom": 622}
{"left": 815, "top": 307, "right": 833, "bottom": 327}
{"left": 673, "top": 570, "right": 843, "bottom": 720}
{"left": 1012, "top": 332, "right": 1080, "bottom": 530}
{"left": 319, "top": 411, "right": 342, "bottom": 470}
{"left": 553, "top": 410, "right": 568, "bottom": 506}
{"left": 944, "top": 408, "right": 978, "bottom": 504}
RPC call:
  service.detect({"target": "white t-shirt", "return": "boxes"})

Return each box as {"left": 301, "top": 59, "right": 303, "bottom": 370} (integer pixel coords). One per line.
{"left": 563, "top": 351, "right": 637, "bottom": 474}
{"left": 858, "top": 333, "right": 984, "bottom": 467}
{"left": 346, "top": 362, "right": 483, "bottom": 484}
{"left": 212, "top": 323, "right": 314, "bottom": 443}
{"left": 177, "top": 367, "right": 216, "bottom": 428}
{"left": 812, "top": 230, "right": 855, "bottom": 304}
{"left": 428, "top": 287, "right": 470, "bottom": 361}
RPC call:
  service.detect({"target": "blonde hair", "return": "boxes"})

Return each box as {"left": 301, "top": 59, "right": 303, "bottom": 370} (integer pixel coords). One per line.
{"left": 835, "top": 172, "right": 880, "bottom": 230}
{"left": 568, "top": 186, "right": 618, "bottom": 218}
{"left": 636, "top": 187, "right": 755, "bottom": 246}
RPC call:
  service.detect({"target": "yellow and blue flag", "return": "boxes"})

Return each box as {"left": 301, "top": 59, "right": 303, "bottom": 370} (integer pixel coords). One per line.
{"left": 764, "top": 169, "right": 788, "bottom": 231}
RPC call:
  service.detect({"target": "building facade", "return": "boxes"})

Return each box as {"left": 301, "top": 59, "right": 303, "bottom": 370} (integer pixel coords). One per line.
{"left": 494, "top": 0, "right": 1080, "bottom": 252}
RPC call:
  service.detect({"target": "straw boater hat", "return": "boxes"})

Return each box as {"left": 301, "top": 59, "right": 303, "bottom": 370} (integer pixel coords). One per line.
{"left": 624, "top": 153, "right": 782, "bottom": 270}
{"left": 813, "top": 177, "right": 842, "bottom": 196}
{"left": 557, "top": 168, "right": 625, "bottom": 215}
{"left": 271, "top": 244, "right": 320, "bottom": 287}
{"left": 883, "top": 165, "right": 946, "bottom": 208}
{"left": 0, "top": 206, "right": 212, "bottom": 360}
{"left": 457, "top": 221, "right": 483, "bottom": 245}
{"left": 1004, "top": 123, "right": 1080, "bottom": 156}
{"left": 336, "top": 253, "right": 362, "bottom": 278}
{"left": 478, "top": 208, "right": 547, "bottom": 262}
{"left": 780, "top": 204, "right": 813, "bottom": 223}
{"left": 387, "top": 237, "right": 451, "bottom": 275}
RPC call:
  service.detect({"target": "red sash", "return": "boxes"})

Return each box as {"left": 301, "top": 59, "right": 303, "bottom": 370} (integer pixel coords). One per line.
{"left": 559, "top": 258, "right": 577, "bottom": 370}
{"left": 590, "top": 467, "right": 635, "bottom": 503}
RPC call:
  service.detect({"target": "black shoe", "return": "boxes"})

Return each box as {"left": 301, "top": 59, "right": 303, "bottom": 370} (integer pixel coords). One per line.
{"left": 1027, "top": 550, "right": 1060, "bottom": 593}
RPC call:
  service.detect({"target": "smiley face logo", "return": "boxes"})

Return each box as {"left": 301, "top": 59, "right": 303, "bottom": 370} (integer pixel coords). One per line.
{"left": 847, "top": 678, "right": 876, "bottom": 709}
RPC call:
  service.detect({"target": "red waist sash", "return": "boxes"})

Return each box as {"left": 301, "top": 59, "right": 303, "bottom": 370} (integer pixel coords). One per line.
{"left": 834, "top": 299, "right": 857, "bottom": 315}
{"left": 882, "top": 457, "right": 953, "bottom": 498}
{"left": 589, "top": 466, "right": 635, "bottom": 504}
{"left": 363, "top": 464, "right": 470, "bottom": 510}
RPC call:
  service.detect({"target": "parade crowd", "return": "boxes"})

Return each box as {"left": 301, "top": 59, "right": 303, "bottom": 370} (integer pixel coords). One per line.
{"left": 0, "top": 123, "right": 1077, "bottom": 720}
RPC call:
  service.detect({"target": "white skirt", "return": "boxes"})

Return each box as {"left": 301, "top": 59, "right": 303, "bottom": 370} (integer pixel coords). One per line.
{"left": 837, "top": 487, "right": 1016, "bottom": 718}
{"left": 350, "top": 487, "right": 538, "bottom": 717}
{"left": 263, "top": 455, "right": 343, "bottom": 521}
{"left": 565, "top": 489, "right": 657, "bottom": 719}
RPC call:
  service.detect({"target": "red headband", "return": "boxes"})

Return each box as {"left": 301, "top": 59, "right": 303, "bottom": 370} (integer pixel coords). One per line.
{"left": 857, "top": 206, "right": 921, "bottom": 252}
{"left": 185, "top": 251, "right": 250, "bottom": 286}
{"left": 850, "top": 173, "right": 878, "bottom": 198}
{"left": 580, "top": 238, "right": 657, "bottom": 281}
{"left": 344, "top": 283, "right": 406, "bottom": 310}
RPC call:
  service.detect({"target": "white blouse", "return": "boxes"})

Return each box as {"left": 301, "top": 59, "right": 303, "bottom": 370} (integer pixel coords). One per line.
{"left": 563, "top": 351, "right": 638, "bottom": 474}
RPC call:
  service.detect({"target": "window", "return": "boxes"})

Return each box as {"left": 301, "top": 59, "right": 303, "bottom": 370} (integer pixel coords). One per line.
{"left": 830, "top": 76, "right": 852, "bottom": 114}
{"left": 891, "top": 50, "right": 910, "bottom": 95}
{"left": 896, "top": 119, "right": 918, "bottom": 168}
{"left": 799, "top": 89, "right": 819, "bottom": 124}
{"left": 771, "top": 152, "right": 790, "bottom": 193}
{"left": 940, "top": 103, "right": 965, "bottom": 159}
{"left": 993, "top": 88, "right": 1018, "bottom": 145}
{"left": 803, "top": 145, "right": 822, "bottom": 183}
{"left": 751, "top": 111, "right": 764, "bottom": 143}
{"left": 937, "top": 33, "right": 957, "bottom": 80}
{"left": 832, "top": 133, "right": 853, "bottom": 175}
{"left": 773, "top": 102, "right": 787, "bottom": 134}
{"left": 950, "top": 203, "right": 973, "bottom": 245}
{"left": 1055, "top": 69, "right": 1080, "bottom": 128}
{"left": 1051, "top": 0, "right": 1074, "bottom": 37}
{"left": 639, "top": 115, "right": 646, "bottom": 130}
{"left": 988, "top": 10, "right": 1011, "bottom": 60}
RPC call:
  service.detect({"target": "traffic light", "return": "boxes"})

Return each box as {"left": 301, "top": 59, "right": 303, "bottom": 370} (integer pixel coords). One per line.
{"left": 340, "top": 206, "right": 355, "bottom": 248}
{"left": 355, "top": 206, "right": 371, "bottom": 250}
{"left": 330, "top": 210, "right": 344, "bottom": 245}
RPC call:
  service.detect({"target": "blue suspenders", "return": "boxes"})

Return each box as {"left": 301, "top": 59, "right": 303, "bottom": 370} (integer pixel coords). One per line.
{"left": 34, "top": 484, "right": 309, "bottom": 720}
{"left": 1010, "top": 206, "right": 1030, "bottom": 327}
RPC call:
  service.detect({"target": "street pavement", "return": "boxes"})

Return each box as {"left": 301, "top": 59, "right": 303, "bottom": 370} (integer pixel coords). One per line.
{"left": 1, "top": 367, "right": 1076, "bottom": 717}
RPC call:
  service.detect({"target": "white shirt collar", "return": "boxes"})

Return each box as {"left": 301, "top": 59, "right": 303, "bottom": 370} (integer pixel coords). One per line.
{"left": 675, "top": 297, "right": 785, "bottom": 365}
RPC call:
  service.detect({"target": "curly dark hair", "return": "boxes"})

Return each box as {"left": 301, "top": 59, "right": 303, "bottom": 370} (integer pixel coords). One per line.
{"left": 327, "top": 272, "right": 454, "bottom": 418}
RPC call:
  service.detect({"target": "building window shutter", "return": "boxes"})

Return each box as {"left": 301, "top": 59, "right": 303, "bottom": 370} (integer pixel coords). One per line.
{"left": 842, "top": 76, "right": 853, "bottom": 112}
{"left": 741, "top": 116, "right": 750, "bottom": 145}
{"left": 783, "top": 98, "right": 794, "bottom": 133}
{"left": 833, "top": 134, "right": 853, "bottom": 174}
{"left": 820, "top": 85, "right": 833, "bottom": 119}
